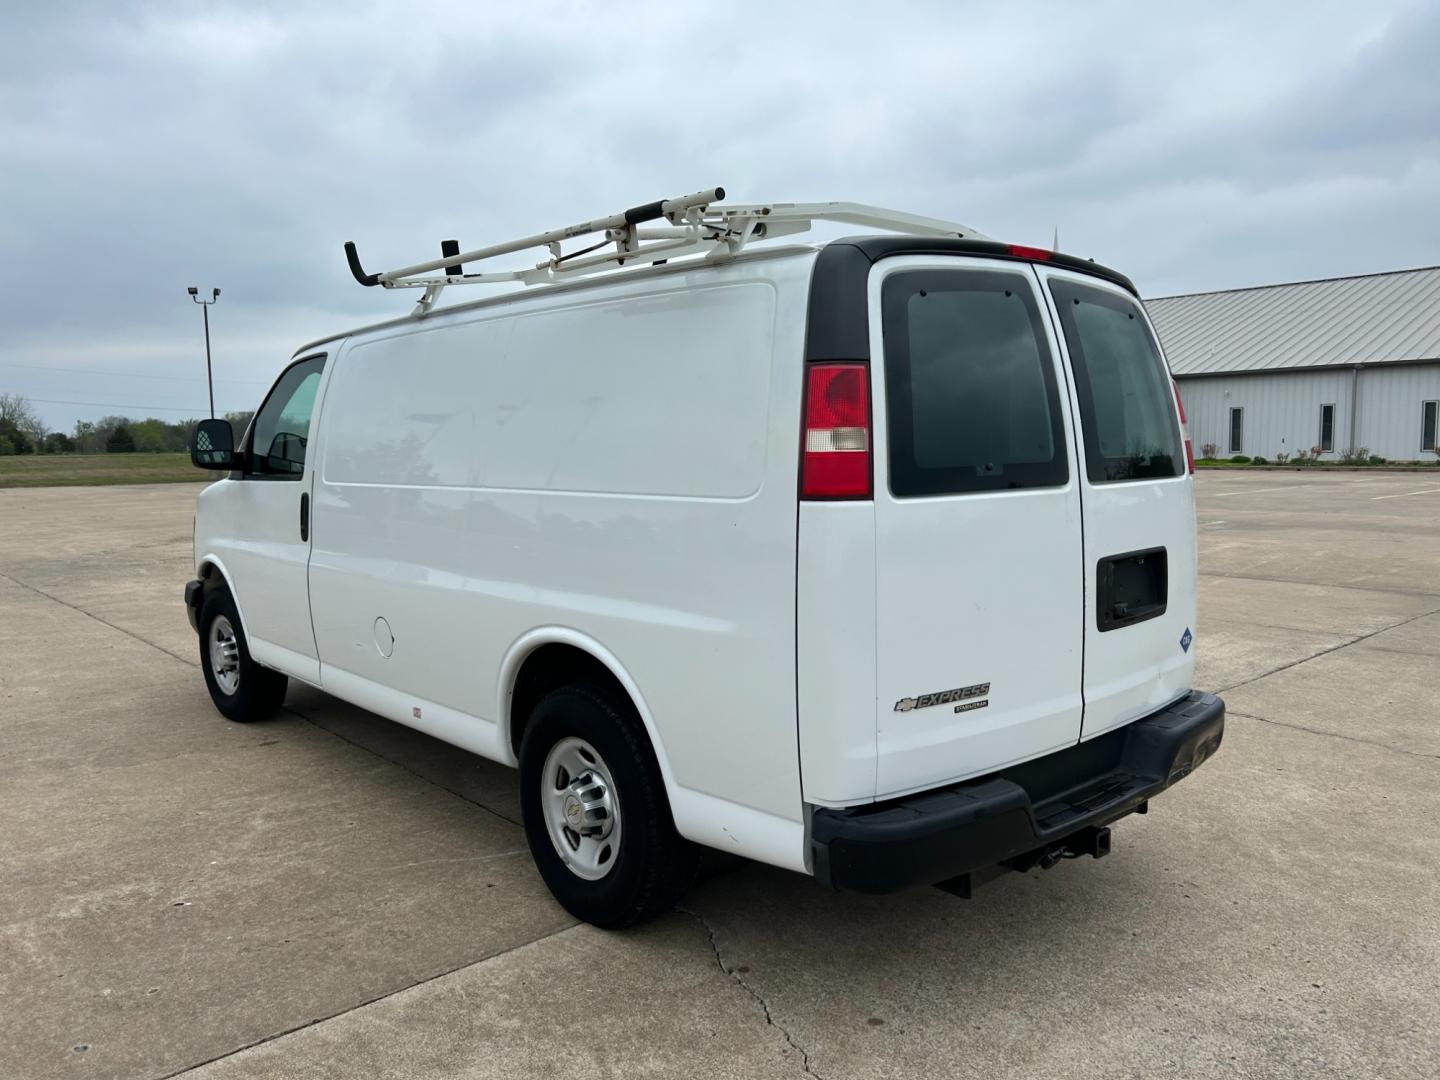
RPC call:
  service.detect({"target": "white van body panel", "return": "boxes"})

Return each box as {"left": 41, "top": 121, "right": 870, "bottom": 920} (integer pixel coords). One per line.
{"left": 300, "top": 254, "right": 815, "bottom": 869}
{"left": 195, "top": 476, "right": 322, "bottom": 684}
{"left": 865, "top": 256, "right": 1087, "bottom": 798}
{"left": 1036, "top": 266, "right": 1196, "bottom": 738}
{"left": 322, "top": 664, "right": 507, "bottom": 761}
{"left": 795, "top": 501, "right": 879, "bottom": 807}
{"left": 193, "top": 349, "right": 334, "bottom": 685}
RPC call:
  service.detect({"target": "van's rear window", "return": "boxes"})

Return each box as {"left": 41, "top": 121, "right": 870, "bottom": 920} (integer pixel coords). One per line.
{"left": 1048, "top": 279, "right": 1183, "bottom": 483}
{"left": 881, "top": 270, "right": 1068, "bottom": 497}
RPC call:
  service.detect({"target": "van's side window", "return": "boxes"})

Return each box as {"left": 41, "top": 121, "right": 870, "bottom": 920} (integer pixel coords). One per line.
{"left": 881, "top": 270, "right": 1068, "bottom": 497}
{"left": 1049, "top": 280, "right": 1184, "bottom": 483}
{"left": 248, "top": 354, "right": 326, "bottom": 478}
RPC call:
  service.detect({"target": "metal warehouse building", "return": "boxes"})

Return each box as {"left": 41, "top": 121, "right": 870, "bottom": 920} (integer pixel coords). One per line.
{"left": 1147, "top": 266, "right": 1440, "bottom": 462}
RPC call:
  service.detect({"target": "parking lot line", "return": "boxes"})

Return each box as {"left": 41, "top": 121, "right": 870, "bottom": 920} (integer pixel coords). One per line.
{"left": 1209, "top": 486, "right": 1301, "bottom": 497}
{"left": 1371, "top": 487, "right": 1440, "bottom": 501}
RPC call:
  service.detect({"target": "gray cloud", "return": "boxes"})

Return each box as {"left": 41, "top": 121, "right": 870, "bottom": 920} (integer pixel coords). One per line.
{"left": 2, "top": 0, "right": 1437, "bottom": 430}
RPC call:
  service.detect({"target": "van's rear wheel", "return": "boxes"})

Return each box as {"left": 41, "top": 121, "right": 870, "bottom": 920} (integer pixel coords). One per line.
{"left": 198, "top": 586, "right": 288, "bottom": 723}
{"left": 519, "top": 684, "right": 696, "bottom": 928}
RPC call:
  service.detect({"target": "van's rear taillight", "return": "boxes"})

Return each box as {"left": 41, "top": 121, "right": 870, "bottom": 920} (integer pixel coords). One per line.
{"left": 1172, "top": 379, "right": 1194, "bottom": 474}
{"left": 801, "top": 363, "right": 871, "bottom": 499}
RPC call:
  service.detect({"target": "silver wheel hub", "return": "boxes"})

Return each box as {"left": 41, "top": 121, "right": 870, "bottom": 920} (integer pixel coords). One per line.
{"left": 209, "top": 615, "right": 241, "bottom": 696}
{"left": 541, "top": 737, "right": 621, "bottom": 881}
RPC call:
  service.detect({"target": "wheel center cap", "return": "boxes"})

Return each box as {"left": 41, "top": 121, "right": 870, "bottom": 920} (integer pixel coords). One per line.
{"left": 563, "top": 795, "right": 582, "bottom": 826}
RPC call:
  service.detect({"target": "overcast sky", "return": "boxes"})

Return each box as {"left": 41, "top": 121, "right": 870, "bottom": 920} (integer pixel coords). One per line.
{"left": 3, "top": 1, "right": 1438, "bottom": 432}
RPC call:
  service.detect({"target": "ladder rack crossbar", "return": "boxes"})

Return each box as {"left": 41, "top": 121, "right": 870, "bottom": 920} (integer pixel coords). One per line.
{"left": 375, "top": 187, "right": 723, "bottom": 283}
{"left": 342, "top": 187, "right": 990, "bottom": 317}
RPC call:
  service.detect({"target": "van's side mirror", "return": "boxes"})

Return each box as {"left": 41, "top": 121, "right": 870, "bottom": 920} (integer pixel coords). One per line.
{"left": 192, "top": 418, "right": 236, "bottom": 470}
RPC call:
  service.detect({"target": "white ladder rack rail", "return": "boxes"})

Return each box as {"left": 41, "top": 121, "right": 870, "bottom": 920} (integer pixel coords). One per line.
{"left": 343, "top": 186, "right": 991, "bottom": 316}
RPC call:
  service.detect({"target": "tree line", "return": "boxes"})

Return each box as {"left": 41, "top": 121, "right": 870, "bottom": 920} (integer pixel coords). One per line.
{"left": 0, "top": 393, "right": 253, "bottom": 455}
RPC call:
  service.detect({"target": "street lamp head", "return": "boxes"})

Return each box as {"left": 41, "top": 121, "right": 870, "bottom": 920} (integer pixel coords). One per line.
{"left": 213, "top": 288, "right": 221, "bottom": 299}
{"left": 187, "top": 286, "right": 198, "bottom": 296}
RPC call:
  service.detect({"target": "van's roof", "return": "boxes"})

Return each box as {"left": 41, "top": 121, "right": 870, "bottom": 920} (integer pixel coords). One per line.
{"left": 291, "top": 243, "right": 821, "bottom": 359}
{"left": 291, "top": 237, "right": 1137, "bottom": 360}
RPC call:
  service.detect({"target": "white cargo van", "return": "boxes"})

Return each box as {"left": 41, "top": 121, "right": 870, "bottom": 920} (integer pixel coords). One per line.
{"left": 186, "top": 191, "right": 1224, "bottom": 927}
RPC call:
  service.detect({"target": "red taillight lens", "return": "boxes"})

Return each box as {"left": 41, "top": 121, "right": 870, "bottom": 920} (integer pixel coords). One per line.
{"left": 802, "top": 363, "right": 871, "bottom": 499}
{"left": 1006, "top": 243, "right": 1053, "bottom": 261}
{"left": 1172, "top": 379, "right": 1194, "bottom": 474}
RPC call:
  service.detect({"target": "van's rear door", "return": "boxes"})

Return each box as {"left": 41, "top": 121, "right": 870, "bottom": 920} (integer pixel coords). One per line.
{"left": 870, "top": 257, "right": 1085, "bottom": 797}
{"left": 1038, "top": 268, "right": 1196, "bottom": 739}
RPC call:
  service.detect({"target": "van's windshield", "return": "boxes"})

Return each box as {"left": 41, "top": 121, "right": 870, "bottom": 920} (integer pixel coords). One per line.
{"left": 1049, "top": 279, "right": 1183, "bottom": 483}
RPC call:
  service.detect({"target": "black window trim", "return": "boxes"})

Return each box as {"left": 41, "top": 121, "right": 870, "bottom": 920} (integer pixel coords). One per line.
{"left": 1318, "top": 402, "right": 1336, "bottom": 454}
{"left": 1422, "top": 399, "right": 1439, "bottom": 453}
{"left": 802, "top": 238, "right": 1139, "bottom": 367}
{"left": 239, "top": 352, "right": 327, "bottom": 482}
{"left": 1229, "top": 407, "right": 1244, "bottom": 456}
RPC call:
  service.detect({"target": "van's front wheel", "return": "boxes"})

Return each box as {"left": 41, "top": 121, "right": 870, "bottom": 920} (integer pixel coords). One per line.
{"left": 198, "top": 586, "right": 288, "bottom": 722}
{"left": 519, "top": 684, "right": 696, "bottom": 928}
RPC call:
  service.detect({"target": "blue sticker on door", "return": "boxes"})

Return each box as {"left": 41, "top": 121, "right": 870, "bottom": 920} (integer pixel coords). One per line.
{"left": 1180, "top": 627, "right": 1193, "bottom": 653}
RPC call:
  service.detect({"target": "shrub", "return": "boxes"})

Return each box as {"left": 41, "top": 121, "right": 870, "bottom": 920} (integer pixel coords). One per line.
{"left": 0, "top": 417, "right": 33, "bottom": 454}
{"left": 1338, "top": 446, "right": 1371, "bottom": 465}
{"left": 1274, "top": 451, "right": 1290, "bottom": 464}
{"left": 106, "top": 425, "right": 136, "bottom": 453}
{"left": 1251, "top": 455, "right": 1268, "bottom": 465}
{"left": 1200, "top": 442, "right": 1218, "bottom": 460}
{"left": 1368, "top": 455, "right": 1386, "bottom": 466}
{"left": 1229, "top": 455, "right": 1251, "bottom": 464}
{"left": 1293, "top": 449, "right": 1312, "bottom": 465}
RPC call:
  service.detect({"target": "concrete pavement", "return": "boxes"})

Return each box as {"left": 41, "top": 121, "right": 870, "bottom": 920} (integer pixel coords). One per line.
{"left": 2, "top": 471, "right": 1437, "bottom": 1079}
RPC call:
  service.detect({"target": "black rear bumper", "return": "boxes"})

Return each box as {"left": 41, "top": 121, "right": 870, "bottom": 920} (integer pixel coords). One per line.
{"left": 811, "top": 690, "right": 1224, "bottom": 893}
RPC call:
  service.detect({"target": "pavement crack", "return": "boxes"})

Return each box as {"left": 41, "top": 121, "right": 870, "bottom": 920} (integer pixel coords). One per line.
{"left": 0, "top": 570, "right": 197, "bottom": 668}
{"left": 1216, "top": 605, "right": 1440, "bottom": 694}
{"left": 1229, "top": 709, "right": 1440, "bottom": 761}
{"left": 156, "top": 922, "right": 580, "bottom": 1079}
{"left": 281, "top": 701, "right": 524, "bottom": 828}
{"left": 679, "top": 906, "right": 824, "bottom": 1080}
{"left": 1199, "top": 571, "right": 1440, "bottom": 600}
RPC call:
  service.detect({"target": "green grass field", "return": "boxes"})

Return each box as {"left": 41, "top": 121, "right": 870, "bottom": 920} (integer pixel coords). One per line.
{"left": 0, "top": 453, "right": 210, "bottom": 488}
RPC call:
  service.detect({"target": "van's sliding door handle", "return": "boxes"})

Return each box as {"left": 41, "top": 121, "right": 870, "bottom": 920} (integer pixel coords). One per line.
{"left": 300, "top": 492, "right": 310, "bottom": 542}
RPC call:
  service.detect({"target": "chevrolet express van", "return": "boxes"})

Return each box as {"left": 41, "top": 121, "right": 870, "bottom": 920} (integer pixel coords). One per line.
{"left": 186, "top": 195, "right": 1224, "bottom": 927}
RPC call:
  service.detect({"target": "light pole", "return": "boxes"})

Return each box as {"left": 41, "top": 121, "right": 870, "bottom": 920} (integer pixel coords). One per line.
{"left": 188, "top": 286, "right": 221, "bottom": 418}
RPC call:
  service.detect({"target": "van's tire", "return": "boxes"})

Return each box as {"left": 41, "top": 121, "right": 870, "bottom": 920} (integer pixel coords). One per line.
{"left": 198, "top": 586, "right": 288, "bottom": 723}
{"left": 519, "top": 683, "right": 697, "bottom": 929}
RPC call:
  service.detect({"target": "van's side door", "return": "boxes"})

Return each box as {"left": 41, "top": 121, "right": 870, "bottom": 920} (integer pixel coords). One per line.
{"left": 218, "top": 353, "right": 326, "bottom": 682}
{"left": 869, "top": 257, "right": 1086, "bottom": 797}
{"left": 1037, "top": 269, "right": 1196, "bottom": 739}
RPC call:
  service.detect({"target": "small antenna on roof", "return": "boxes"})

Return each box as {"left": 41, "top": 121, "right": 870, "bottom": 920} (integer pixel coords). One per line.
{"left": 1052, "top": 226, "right": 1059, "bottom": 253}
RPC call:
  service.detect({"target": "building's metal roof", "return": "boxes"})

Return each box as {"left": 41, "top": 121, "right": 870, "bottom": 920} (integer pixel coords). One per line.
{"left": 1145, "top": 265, "right": 1440, "bottom": 377}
